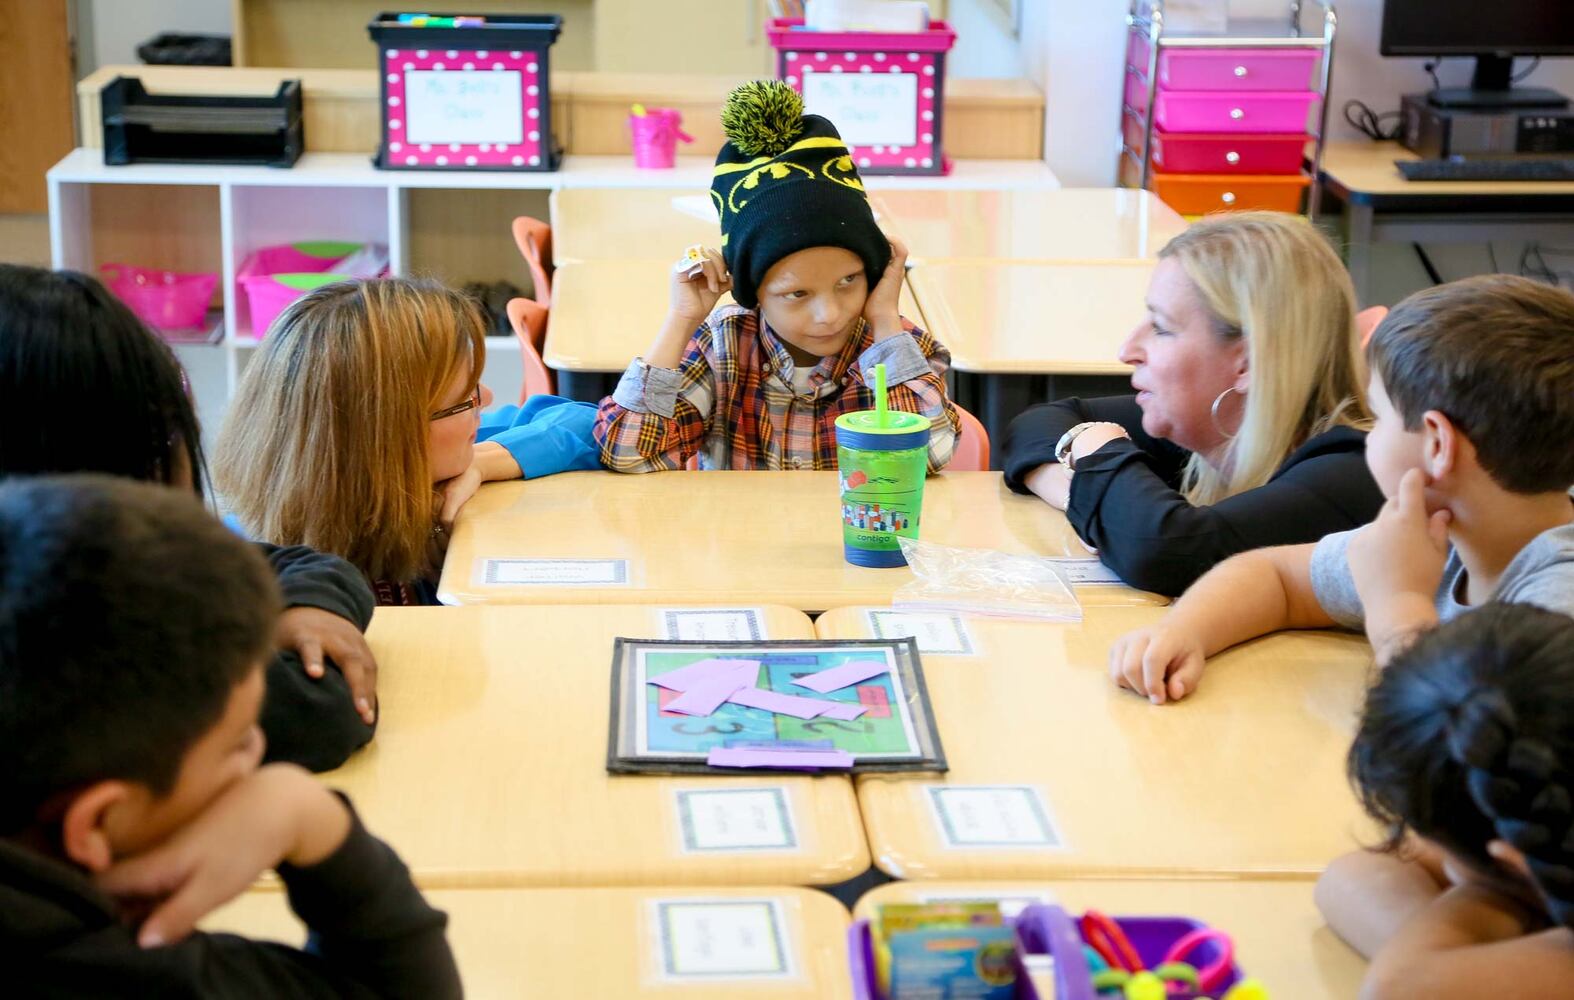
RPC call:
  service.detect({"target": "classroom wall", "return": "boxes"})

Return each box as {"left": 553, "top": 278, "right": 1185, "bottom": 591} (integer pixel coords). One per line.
{"left": 74, "top": 0, "right": 233, "bottom": 78}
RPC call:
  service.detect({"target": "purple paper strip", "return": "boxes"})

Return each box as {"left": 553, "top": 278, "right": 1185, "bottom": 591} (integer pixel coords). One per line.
{"left": 790, "top": 659, "right": 890, "bottom": 694}
{"left": 817, "top": 701, "right": 869, "bottom": 721}
{"left": 708, "top": 747, "right": 856, "bottom": 769}
{"left": 726, "top": 686, "right": 842, "bottom": 719}
{"left": 662, "top": 666, "right": 755, "bottom": 717}
{"left": 647, "top": 658, "right": 760, "bottom": 693}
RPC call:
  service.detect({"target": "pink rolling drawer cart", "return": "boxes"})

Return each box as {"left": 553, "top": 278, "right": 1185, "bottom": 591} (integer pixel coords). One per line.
{"left": 767, "top": 17, "right": 957, "bottom": 176}
{"left": 1118, "top": 0, "right": 1335, "bottom": 219}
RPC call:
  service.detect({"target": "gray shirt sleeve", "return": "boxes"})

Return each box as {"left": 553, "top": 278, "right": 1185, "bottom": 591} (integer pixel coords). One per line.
{"left": 1309, "top": 528, "right": 1366, "bottom": 630}
{"left": 1495, "top": 524, "right": 1574, "bottom": 617}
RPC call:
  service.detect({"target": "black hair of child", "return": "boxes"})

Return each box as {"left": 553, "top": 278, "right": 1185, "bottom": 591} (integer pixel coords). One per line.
{"left": 0, "top": 264, "right": 208, "bottom": 496}
{"left": 0, "top": 475, "right": 279, "bottom": 835}
{"left": 1350, "top": 602, "right": 1574, "bottom": 928}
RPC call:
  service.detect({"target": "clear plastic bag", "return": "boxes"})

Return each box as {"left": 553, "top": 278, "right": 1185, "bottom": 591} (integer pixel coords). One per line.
{"left": 893, "top": 538, "right": 1084, "bottom": 622}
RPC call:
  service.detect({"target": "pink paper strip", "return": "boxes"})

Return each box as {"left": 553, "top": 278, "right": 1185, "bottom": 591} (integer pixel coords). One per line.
{"left": 647, "top": 658, "right": 760, "bottom": 693}
{"left": 662, "top": 666, "right": 756, "bottom": 717}
{"left": 790, "top": 659, "right": 890, "bottom": 694}
{"left": 817, "top": 701, "right": 869, "bottom": 721}
{"left": 708, "top": 747, "right": 856, "bottom": 769}
{"left": 727, "top": 686, "right": 841, "bottom": 719}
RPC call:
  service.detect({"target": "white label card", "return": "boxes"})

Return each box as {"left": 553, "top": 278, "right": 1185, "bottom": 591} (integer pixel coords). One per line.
{"left": 675, "top": 787, "right": 798, "bottom": 852}
{"left": 404, "top": 70, "right": 523, "bottom": 145}
{"left": 801, "top": 72, "right": 918, "bottom": 147}
{"left": 916, "top": 887, "right": 1059, "bottom": 919}
{"left": 480, "top": 558, "right": 628, "bottom": 586}
{"left": 867, "top": 609, "right": 976, "bottom": 655}
{"left": 661, "top": 608, "right": 766, "bottom": 641}
{"left": 926, "top": 785, "right": 1064, "bottom": 849}
{"left": 652, "top": 899, "right": 795, "bottom": 980}
{"left": 1050, "top": 558, "right": 1124, "bottom": 585}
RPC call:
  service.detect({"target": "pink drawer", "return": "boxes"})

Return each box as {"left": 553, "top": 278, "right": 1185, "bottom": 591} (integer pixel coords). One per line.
{"left": 1161, "top": 48, "right": 1318, "bottom": 91}
{"left": 1154, "top": 90, "right": 1318, "bottom": 134}
{"left": 1151, "top": 129, "right": 1307, "bottom": 174}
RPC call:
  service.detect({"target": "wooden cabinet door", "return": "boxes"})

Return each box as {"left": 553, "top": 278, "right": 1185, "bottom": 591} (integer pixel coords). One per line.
{"left": 0, "top": 0, "right": 74, "bottom": 213}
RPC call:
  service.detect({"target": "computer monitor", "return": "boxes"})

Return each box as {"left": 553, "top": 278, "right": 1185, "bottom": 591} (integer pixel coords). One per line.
{"left": 1381, "top": 0, "right": 1573, "bottom": 109}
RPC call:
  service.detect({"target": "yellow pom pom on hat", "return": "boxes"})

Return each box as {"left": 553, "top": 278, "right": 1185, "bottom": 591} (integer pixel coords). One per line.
{"left": 710, "top": 80, "right": 891, "bottom": 309}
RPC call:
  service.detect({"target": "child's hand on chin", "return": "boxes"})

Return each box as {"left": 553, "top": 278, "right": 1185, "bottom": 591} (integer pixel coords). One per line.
{"left": 95, "top": 765, "right": 351, "bottom": 949}
{"left": 669, "top": 245, "right": 731, "bottom": 325}
{"left": 863, "top": 238, "right": 909, "bottom": 340}
{"left": 1349, "top": 468, "right": 1452, "bottom": 662}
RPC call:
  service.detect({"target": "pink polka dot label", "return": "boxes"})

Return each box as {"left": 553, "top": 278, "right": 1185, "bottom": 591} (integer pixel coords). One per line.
{"left": 767, "top": 17, "right": 956, "bottom": 176}
{"left": 369, "top": 15, "right": 562, "bottom": 171}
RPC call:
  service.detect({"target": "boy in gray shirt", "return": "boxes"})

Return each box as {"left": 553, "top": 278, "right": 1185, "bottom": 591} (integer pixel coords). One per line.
{"left": 1107, "top": 275, "right": 1574, "bottom": 702}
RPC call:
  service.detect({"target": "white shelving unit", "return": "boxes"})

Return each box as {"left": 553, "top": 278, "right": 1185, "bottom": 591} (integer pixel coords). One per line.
{"left": 48, "top": 148, "right": 1059, "bottom": 401}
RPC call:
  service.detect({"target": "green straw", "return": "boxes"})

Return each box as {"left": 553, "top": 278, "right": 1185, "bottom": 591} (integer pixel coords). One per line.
{"left": 874, "top": 362, "right": 888, "bottom": 428}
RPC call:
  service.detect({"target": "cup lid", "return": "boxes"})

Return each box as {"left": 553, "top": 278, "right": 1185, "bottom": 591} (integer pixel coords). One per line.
{"left": 834, "top": 409, "right": 929, "bottom": 435}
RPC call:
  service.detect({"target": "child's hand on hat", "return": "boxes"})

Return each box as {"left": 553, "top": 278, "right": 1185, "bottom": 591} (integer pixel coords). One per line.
{"left": 670, "top": 245, "right": 730, "bottom": 325}
{"left": 863, "top": 238, "right": 909, "bottom": 341}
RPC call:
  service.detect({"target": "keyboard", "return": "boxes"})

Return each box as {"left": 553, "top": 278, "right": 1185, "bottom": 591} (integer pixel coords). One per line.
{"left": 1396, "top": 158, "right": 1574, "bottom": 182}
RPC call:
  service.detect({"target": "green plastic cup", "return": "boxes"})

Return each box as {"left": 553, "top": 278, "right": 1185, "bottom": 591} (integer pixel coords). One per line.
{"left": 834, "top": 409, "right": 930, "bottom": 568}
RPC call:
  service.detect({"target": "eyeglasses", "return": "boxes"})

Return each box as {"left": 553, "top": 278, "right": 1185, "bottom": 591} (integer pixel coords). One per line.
{"left": 430, "top": 386, "right": 481, "bottom": 421}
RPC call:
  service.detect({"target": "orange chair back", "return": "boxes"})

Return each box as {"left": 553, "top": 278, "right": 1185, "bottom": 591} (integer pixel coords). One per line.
{"left": 1356, "top": 305, "right": 1388, "bottom": 348}
{"left": 510, "top": 216, "right": 553, "bottom": 307}
{"left": 948, "top": 404, "right": 991, "bottom": 471}
{"left": 506, "top": 297, "right": 556, "bottom": 401}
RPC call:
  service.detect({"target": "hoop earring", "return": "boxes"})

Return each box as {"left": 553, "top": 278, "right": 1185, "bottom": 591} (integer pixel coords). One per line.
{"left": 1210, "top": 386, "right": 1244, "bottom": 440}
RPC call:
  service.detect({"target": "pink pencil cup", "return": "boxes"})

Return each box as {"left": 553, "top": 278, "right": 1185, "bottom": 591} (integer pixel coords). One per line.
{"left": 629, "top": 108, "right": 694, "bottom": 169}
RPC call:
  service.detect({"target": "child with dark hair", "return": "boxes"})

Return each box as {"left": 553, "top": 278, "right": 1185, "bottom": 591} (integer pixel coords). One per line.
{"left": 0, "top": 476, "right": 459, "bottom": 996}
{"left": 1316, "top": 603, "right": 1574, "bottom": 997}
{"left": 1107, "top": 274, "right": 1574, "bottom": 703}
{"left": 0, "top": 263, "right": 376, "bottom": 769}
{"left": 595, "top": 80, "right": 958, "bottom": 471}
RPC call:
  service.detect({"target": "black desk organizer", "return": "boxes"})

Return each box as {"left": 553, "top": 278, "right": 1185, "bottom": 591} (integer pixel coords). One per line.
{"left": 101, "top": 76, "right": 304, "bottom": 167}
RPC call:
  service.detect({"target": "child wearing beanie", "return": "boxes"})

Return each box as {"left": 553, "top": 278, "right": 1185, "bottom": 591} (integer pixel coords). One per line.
{"left": 594, "top": 81, "right": 959, "bottom": 472}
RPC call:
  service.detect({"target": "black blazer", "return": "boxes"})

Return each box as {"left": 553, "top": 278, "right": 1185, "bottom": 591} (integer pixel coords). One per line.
{"left": 1001, "top": 395, "right": 1384, "bottom": 597}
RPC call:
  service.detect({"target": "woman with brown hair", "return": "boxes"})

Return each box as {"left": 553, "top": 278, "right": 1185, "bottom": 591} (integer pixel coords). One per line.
{"left": 216, "top": 277, "right": 600, "bottom": 605}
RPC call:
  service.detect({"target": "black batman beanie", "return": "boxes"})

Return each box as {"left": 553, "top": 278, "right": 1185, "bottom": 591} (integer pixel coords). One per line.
{"left": 710, "top": 80, "right": 891, "bottom": 310}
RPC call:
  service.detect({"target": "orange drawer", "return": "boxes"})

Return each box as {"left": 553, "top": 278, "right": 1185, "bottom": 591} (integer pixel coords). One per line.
{"left": 1151, "top": 172, "right": 1309, "bottom": 214}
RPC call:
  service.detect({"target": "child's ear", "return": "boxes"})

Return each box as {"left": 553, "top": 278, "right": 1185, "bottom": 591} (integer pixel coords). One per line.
{"left": 1419, "top": 409, "right": 1463, "bottom": 482}
{"left": 60, "top": 781, "right": 134, "bottom": 873}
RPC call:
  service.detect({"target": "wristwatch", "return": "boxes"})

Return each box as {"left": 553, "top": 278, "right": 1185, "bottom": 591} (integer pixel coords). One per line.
{"left": 1054, "top": 422, "right": 1109, "bottom": 471}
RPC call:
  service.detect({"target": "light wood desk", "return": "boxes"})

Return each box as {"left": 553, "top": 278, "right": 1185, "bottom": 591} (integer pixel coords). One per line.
{"left": 853, "top": 881, "right": 1366, "bottom": 1000}
{"left": 904, "top": 260, "right": 1150, "bottom": 377}
{"left": 1318, "top": 140, "right": 1574, "bottom": 306}
{"left": 207, "top": 885, "right": 853, "bottom": 999}
{"left": 874, "top": 188, "right": 1188, "bottom": 264}
{"left": 321, "top": 604, "right": 868, "bottom": 888}
{"left": 818, "top": 606, "right": 1377, "bottom": 880}
{"left": 438, "top": 471, "right": 1166, "bottom": 610}
{"left": 551, "top": 187, "right": 722, "bottom": 263}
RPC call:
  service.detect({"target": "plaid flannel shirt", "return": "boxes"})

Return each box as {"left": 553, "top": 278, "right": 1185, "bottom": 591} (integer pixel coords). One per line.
{"left": 595, "top": 305, "right": 959, "bottom": 472}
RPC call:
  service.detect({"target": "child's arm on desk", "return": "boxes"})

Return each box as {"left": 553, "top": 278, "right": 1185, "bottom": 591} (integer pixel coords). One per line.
{"left": 594, "top": 247, "right": 727, "bottom": 472}
{"left": 857, "top": 240, "right": 958, "bottom": 472}
{"left": 1357, "top": 882, "right": 1574, "bottom": 1000}
{"left": 1107, "top": 542, "right": 1333, "bottom": 703}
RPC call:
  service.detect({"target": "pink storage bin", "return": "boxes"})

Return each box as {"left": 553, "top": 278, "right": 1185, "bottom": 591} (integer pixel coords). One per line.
{"left": 236, "top": 241, "right": 374, "bottom": 336}
{"left": 767, "top": 17, "right": 957, "bottom": 176}
{"left": 1154, "top": 89, "right": 1318, "bottom": 134}
{"left": 1159, "top": 47, "right": 1319, "bottom": 91}
{"left": 99, "top": 263, "right": 218, "bottom": 332}
{"left": 1152, "top": 128, "right": 1308, "bottom": 174}
{"left": 628, "top": 107, "right": 694, "bottom": 169}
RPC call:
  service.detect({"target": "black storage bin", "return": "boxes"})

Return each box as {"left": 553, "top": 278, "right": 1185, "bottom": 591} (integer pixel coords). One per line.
{"left": 101, "top": 76, "right": 304, "bottom": 168}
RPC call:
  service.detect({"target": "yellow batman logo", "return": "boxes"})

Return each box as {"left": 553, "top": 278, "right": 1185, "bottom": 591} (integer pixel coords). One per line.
{"left": 822, "top": 154, "right": 866, "bottom": 193}
{"left": 727, "top": 159, "right": 815, "bottom": 213}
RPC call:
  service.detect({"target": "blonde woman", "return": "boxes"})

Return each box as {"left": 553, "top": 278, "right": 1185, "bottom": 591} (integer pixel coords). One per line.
{"left": 1001, "top": 212, "right": 1382, "bottom": 597}
{"left": 216, "top": 278, "right": 600, "bottom": 605}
